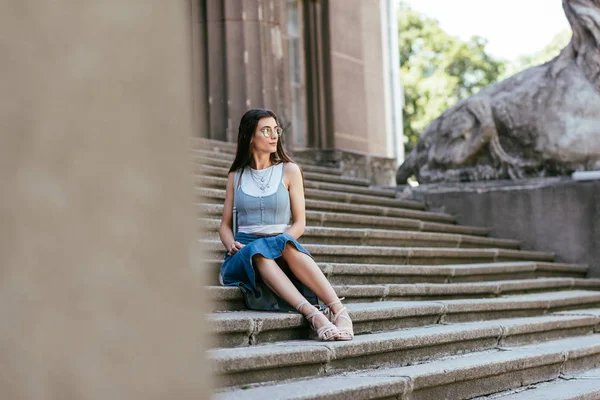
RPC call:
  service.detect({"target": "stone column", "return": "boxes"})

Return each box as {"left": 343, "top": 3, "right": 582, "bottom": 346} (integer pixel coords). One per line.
{"left": 192, "top": 0, "right": 210, "bottom": 139}
{"left": 202, "top": 0, "right": 290, "bottom": 141}
{"left": 0, "top": 1, "right": 210, "bottom": 398}
{"left": 327, "top": 0, "right": 390, "bottom": 156}
{"left": 304, "top": 0, "right": 335, "bottom": 150}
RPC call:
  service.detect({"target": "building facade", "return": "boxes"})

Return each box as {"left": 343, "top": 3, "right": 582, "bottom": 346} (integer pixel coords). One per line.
{"left": 192, "top": 0, "right": 404, "bottom": 184}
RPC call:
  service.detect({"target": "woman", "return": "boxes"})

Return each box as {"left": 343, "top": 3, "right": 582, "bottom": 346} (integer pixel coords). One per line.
{"left": 218, "top": 108, "right": 353, "bottom": 341}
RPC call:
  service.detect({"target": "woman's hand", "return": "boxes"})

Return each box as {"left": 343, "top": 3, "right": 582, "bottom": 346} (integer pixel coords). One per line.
{"left": 227, "top": 241, "right": 245, "bottom": 256}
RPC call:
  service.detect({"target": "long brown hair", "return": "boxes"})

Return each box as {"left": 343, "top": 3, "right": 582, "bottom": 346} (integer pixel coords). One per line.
{"left": 229, "top": 108, "right": 304, "bottom": 186}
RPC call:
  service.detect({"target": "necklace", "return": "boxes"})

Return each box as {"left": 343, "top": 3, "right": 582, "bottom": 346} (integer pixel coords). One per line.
{"left": 250, "top": 166, "right": 274, "bottom": 191}
{"left": 250, "top": 165, "right": 274, "bottom": 192}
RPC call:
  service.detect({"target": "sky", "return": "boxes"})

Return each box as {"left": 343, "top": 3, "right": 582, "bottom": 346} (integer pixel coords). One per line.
{"left": 402, "top": 0, "right": 570, "bottom": 61}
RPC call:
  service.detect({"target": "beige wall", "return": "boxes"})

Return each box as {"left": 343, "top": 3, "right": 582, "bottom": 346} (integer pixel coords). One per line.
{"left": 328, "top": 0, "right": 389, "bottom": 156}
{"left": 0, "top": 1, "right": 210, "bottom": 398}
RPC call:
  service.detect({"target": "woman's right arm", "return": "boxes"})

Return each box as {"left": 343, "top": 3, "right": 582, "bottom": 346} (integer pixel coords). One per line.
{"left": 219, "top": 172, "right": 244, "bottom": 255}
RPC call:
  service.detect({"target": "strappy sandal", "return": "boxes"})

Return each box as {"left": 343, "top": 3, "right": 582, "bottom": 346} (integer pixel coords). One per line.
{"left": 326, "top": 298, "right": 354, "bottom": 341}
{"left": 295, "top": 300, "right": 339, "bottom": 341}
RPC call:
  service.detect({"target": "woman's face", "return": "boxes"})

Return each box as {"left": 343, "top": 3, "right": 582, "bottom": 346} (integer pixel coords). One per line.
{"left": 251, "top": 117, "right": 280, "bottom": 155}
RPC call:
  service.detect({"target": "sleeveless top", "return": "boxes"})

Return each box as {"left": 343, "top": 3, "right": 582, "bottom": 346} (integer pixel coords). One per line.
{"left": 234, "top": 163, "right": 291, "bottom": 235}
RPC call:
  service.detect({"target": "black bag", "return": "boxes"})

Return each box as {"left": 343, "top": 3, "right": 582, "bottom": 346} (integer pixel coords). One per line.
{"left": 238, "top": 258, "right": 319, "bottom": 312}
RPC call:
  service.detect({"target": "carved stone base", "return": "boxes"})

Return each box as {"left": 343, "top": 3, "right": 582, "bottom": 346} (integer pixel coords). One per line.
{"left": 292, "top": 148, "right": 397, "bottom": 186}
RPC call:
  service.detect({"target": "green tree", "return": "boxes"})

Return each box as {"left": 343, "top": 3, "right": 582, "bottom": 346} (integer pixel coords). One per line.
{"left": 399, "top": 2, "right": 505, "bottom": 153}
{"left": 501, "top": 29, "right": 572, "bottom": 78}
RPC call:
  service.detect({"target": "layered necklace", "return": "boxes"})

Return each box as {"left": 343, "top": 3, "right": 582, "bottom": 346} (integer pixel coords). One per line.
{"left": 249, "top": 164, "right": 274, "bottom": 192}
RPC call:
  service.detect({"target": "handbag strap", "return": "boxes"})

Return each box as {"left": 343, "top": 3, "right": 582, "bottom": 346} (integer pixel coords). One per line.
{"left": 232, "top": 170, "right": 241, "bottom": 233}
{"left": 233, "top": 169, "right": 241, "bottom": 190}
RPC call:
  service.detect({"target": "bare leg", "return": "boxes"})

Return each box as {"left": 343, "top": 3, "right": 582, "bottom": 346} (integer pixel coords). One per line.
{"left": 280, "top": 244, "right": 353, "bottom": 337}
{"left": 252, "top": 254, "right": 331, "bottom": 332}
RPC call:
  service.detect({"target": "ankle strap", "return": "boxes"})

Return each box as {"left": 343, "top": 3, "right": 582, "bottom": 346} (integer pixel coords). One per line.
{"left": 325, "top": 297, "right": 345, "bottom": 307}
{"left": 295, "top": 300, "right": 311, "bottom": 313}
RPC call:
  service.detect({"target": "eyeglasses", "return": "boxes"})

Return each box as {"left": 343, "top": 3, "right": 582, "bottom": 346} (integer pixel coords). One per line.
{"left": 259, "top": 126, "right": 283, "bottom": 138}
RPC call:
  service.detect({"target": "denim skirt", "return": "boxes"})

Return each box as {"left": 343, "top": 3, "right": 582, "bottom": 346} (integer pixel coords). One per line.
{"left": 220, "top": 232, "right": 319, "bottom": 311}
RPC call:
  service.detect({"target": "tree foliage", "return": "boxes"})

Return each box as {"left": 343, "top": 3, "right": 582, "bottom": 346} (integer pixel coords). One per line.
{"left": 501, "top": 29, "right": 572, "bottom": 79}
{"left": 399, "top": 2, "right": 505, "bottom": 153}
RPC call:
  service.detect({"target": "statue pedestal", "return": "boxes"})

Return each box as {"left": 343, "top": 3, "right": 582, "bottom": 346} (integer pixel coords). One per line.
{"left": 403, "top": 177, "right": 600, "bottom": 277}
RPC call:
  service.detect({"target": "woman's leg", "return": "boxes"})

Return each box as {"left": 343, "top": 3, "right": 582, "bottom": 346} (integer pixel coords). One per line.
{"left": 252, "top": 254, "right": 331, "bottom": 331}
{"left": 280, "top": 243, "right": 353, "bottom": 336}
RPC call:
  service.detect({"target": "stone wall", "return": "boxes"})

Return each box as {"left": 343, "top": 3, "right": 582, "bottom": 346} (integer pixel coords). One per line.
{"left": 407, "top": 179, "right": 600, "bottom": 277}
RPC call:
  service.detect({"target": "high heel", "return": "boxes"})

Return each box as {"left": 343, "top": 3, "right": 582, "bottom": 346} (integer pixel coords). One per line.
{"left": 326, "top": 298, "right": 354, "bottom": 341}
{"left": 295, "top": 300, "right": 339, "bottom": 341}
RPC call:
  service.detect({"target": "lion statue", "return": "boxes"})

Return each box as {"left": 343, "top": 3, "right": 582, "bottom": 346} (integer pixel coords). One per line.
{"left": 397, "top": 0, "right": 600, "bottom": 184}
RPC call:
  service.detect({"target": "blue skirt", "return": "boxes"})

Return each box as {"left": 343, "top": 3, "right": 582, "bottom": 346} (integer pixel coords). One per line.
{"left": 220, "top": 232, "right": 319, "bottom": 312}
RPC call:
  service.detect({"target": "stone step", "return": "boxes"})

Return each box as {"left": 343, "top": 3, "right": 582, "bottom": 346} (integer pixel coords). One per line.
{"left": 198, "top": 197, "right": 487, "bottom": 236}
{"left": 197, "top": 174, "right": 398, "bottom": 199}
{"left": 197, "top": 185, "right": 426, "bottom": 210}
{"left": 303, "top": 198, "right": 453, "bottom": 223}
{"left": 208, "top": 283, "right": 600, "bottom": 312}
{"left": 209, "top": 294, "right": 600, "bottom": 348}
{"left": 323, "top": 261, "right": 587, "bottom": 285}
{"left": 192, "top": 137, "right": 238, "bottom": 154}
{"left": 209, "top": 314, "right": 600, "bottom": 389}
{"left": 199, "top": 217, "right": 519, "bottom": 249}
{"left": 201, "top": 239, "right": 554, "bottom": 265}
{"left": 198, "top": 191, "right": 449, "bottom": 223}
{"left": 484, "top": 366, "right": 600, "bottom": 399}
{"left": 213, "top": 334, "right": 600, "bottom": 399}
{"left": 193, "top": 137, "right": 334, "bottom": 165}
{"left": 209, "top": 301, "right": 442, "bottom": 348}
{"left": 330, "top": 279, "right": 600, "bottom": 304}
{"left": 196, "top": 163, "right": 371, "bottom": 187}
{"left": 192, "top": 150, "right": 345, "bottom": 176}
{"left": 192, "top": 139, "right": 327, "bottom": 168}
{"left": 202, "top": 260, "right": 587, "bottom": 286}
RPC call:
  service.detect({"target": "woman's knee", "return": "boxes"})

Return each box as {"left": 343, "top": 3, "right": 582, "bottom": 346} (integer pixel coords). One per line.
{"left": 282, "top": 243, "right": 310, "bottom": 262}
{"left": 252, "top": 254, "right": 275, "bottom": 269}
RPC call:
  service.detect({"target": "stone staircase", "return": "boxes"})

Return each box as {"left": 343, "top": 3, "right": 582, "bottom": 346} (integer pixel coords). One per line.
{"left": 195, "top": 138, "right": 600, "bottom": 399}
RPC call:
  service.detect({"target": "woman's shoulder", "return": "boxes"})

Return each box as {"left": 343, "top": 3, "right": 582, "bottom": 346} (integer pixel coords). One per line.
{"left": 227, "top": 169, "right": 242, "bottom": 184}
{"left": 281, "top": 162, "right": 302, "bottom": 186}
{"left": 281, "top": 161, "right": 301, "bottom": 173}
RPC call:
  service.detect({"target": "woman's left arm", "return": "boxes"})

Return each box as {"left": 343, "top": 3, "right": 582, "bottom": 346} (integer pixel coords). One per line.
{"left": 284, "top": 162, "right": 306, "bottom": 239}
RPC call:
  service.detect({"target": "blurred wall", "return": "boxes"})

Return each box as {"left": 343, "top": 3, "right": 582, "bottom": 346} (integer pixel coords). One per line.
{"left": 0, "top": 1, "right": 210, "bottom": 398}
